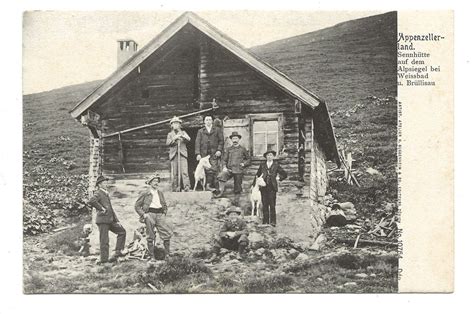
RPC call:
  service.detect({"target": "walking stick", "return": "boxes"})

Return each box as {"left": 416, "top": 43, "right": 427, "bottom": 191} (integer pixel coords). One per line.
{"left": 177, "top": 138, "right": 181, "bottom": 192}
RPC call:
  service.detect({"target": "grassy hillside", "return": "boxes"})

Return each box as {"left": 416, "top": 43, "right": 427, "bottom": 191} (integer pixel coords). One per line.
{"left": 251, "top": 11, "right": 397, "bottom": 112}
{"left": 23, "top": 80, "right": 102, "bottom": 175}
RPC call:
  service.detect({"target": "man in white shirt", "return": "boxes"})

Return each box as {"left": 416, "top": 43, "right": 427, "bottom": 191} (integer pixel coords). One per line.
{"left": 135, "top": 174, "right": 173, "bottom": 260}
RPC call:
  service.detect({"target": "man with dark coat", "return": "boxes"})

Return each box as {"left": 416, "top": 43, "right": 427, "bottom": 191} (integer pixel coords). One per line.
{"left": 87, "top": 176, "right": 126, "bottom": 264}
{"left": 211, "top": 206, "right": 249, "bottom": 260}
{"left": 215, "top": 131, "right": 250, "bottom": 197}
{"left": 135, "top": 174, "right": 173, "bottom": 260}
{"left": 195, "top": 115, "right": 224, "bottom": 191}
{"left": 254, "top": 150, "right": 288, "bottom": 226}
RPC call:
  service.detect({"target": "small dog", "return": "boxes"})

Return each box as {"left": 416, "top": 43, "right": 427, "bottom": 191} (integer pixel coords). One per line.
{"left": 193, "top": 155, "right": 212, "bottom": 191}
{"left": 250, "top": 174, "right": 266, "bottom": 218}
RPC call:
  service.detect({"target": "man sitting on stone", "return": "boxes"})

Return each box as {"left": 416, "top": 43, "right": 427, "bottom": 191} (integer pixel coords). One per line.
{"left": 211, "top": 206, "right": 249, "bottom": 260}
{"left": 215, "top": 131, "right": 250, "bottom": 198}
{"left": 135, "top": 173, "right": 173, "bottom": 260}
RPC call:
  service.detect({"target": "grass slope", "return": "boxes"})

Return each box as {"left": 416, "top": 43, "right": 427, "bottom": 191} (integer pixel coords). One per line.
{"left": 23, "top": 80, "right": 102, "bottom": 175}
{"left": 251, "top": 11, "right": 397, "bottom": 111}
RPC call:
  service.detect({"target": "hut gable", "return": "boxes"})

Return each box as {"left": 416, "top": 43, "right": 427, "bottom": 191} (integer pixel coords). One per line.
{"left": 70, "top": 11, "right": 339, "bottom": 179}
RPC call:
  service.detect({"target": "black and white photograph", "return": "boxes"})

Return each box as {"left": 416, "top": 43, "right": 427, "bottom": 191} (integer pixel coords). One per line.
{"left": 22, "top": 9, "right": 401, "bottom": 294}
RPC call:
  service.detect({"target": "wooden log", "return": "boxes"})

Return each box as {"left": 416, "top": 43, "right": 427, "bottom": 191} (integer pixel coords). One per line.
{"left": 147, "top": 283, "right": 159, "bottom": 292}
{"left": 334, "top": 238, "right": 398, "bottom": 248}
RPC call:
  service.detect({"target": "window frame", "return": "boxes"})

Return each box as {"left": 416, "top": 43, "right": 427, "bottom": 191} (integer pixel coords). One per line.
{"left": 248, "top": 113, "right": 284, "bottom": 160}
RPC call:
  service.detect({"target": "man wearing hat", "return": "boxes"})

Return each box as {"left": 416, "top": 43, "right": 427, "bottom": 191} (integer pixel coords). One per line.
{"left": 215, "top": 131, "right": 251, "bottom": 198}
{"left": 135, "top": 174, "right": 173, "bottom": 260}
{"left": 212, "top": 206, "right": 249, "bottom": 260}
{"left": 254, "top": 150, "right": 288, "bottom": 226}
{"left": 195, "top": 114, "right": 224, "bottom": 191}
{"left": 87, "top": 176, "right": 126, "bottom": 264}
{"left": 166, "top": 116, "right": 191, "bottom": 192}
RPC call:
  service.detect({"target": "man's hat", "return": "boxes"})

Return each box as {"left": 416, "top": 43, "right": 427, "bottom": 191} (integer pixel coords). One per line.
{"left": 263, "top": 150, "right": 277, "bottom": 158}
{"left": 95, "top": 175, "right": 110, "bottom": 186}
{"left": 226, "top": 206, "right": 242, "bottom": 215}
{"left": 170, "top": 116, "right": 183, "bottom": 124}
{"left": 229, "top": 131, "right": 242, "bottom": 139}
{"left": 145, "top": 173, "right": 161, "bottom": 185}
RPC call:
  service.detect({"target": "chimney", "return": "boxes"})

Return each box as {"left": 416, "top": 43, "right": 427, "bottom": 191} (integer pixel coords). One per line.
{"left": 117, "top": 39, "right": 138, "bottom": 68}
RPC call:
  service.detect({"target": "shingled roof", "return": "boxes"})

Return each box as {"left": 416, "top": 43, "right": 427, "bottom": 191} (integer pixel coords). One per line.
{"left": 70, "top": 11, "right": 339, "bottom": 163}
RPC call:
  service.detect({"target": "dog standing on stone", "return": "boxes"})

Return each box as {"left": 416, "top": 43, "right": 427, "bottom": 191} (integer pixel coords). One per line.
{"left": 250, "top": 174, "right": 266, "bottom": 218}
{"left": 193, "top": 155, "right": 212, "bottom": 191}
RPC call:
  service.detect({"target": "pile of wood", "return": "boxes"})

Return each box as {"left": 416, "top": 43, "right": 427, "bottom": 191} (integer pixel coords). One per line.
{"left": 125, "top": 226, "right": 150, "bottom": 260}
{"left": 322, "top": 197, "right": 399, "bottom": 249}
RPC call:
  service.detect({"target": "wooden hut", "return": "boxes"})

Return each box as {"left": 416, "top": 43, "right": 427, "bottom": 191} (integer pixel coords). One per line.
{"left": 70, "top": 12, "right": 339, "bottom": 232}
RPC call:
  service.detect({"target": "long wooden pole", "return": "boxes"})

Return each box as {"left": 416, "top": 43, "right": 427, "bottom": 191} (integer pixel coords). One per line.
{"left": 177, "top": 138, "right": 181, "bottom": 192}
{"left": 338, "top": 150, "right": 361, "bottom": 187}
{"left": 102, "top": 102, "right": 218, "bottom": 138}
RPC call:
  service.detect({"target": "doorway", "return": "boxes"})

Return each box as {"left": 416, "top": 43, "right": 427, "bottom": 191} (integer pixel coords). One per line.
{"left": 184, "top": 127, "right": 200, "bottom": 188}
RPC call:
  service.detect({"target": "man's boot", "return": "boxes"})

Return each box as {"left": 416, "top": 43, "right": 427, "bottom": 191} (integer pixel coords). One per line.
{"left": 163, "top": 240, "right": 171, "bottom": 259}
{"left": 147, "top": 241, "right": 156, "bottom": 260}
{"left": 214, "top": 181, "right": 225, "bottom": 198}
{"left": 238, "top": 242, "right": 247, "bottom": 260}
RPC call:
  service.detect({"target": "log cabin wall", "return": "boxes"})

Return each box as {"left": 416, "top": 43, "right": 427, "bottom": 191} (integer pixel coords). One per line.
{"left": 89, "top": 25, "right": 324, "bottom": 181}
{"left": 309, "top": 115, "right": 329, "bottom": 234}
{"left": 88, "top": 136, "right": 102, "bottom": 197}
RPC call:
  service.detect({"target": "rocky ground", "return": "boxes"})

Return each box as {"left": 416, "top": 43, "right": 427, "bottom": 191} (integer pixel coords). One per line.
{"left": 24, "top": 185, "right": 398, "bottom": 294}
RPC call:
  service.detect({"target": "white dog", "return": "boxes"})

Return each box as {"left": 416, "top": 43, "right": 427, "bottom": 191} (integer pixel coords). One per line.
{"left": 250, "top": 174, "right": 266, "bottom": 218}
{"left": 193, "top": 155, "right": 212, "bottom": 191}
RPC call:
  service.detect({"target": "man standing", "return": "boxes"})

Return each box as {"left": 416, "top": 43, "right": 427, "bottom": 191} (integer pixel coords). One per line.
{"left": 215, "top": 131, "right": 250, "bottom": 197}
{"left": 211, "top": 206, "right": 249, "bottom": 260}
{"left": 135, "top": 174, "right": 173, "bottom": 260}
{"left": 88, "top": 176, "right": 126, "bottom": 264}
{"left": 195, "top": 115, "right": 224, "bottom": 191}
{"left": 255, "top": 150, "right": 288, "bottom": 226}
{"left": 166, "top": 116, "right": 191, "bottom": 192}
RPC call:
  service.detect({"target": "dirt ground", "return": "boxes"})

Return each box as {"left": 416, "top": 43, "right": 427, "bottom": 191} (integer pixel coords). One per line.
{"left": 23, "top": 183, "right": 398, "bottom": 294}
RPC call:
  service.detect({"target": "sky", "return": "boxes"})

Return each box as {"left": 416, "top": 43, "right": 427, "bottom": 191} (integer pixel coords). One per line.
{"left": 23, "top": 10, "right": 382, "bottom": 94}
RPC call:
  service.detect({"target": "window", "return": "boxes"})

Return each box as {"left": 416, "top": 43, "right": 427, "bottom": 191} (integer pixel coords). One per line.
{"left": 253, "top": 120, "right": 279, "bottom": 156}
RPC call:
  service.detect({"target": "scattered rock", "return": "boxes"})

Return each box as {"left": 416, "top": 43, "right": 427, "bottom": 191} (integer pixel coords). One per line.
{"left": 212, "top": 198, "right": 232, "bottom": 210}
{"left": 272, "top": 249, "right": 288, "bottom": 261}
{"left": 294, "top": 241, "right": 310, "bottom": 251}
{"left": 309, "top": 234, "right": 327, "bottom": 251}
{"left": 355, "top": 273, "right": 369, "bottom": 279}
{"left": 295, "top": 253, "right": 309, "bottom": 261}
{"left": 331, "top": 202, "right": 357, "bottom": 221}
{"left": 366, "top": 167, "right": 382, "bottom": 176}
{"left": 248, "top": 232, "right": 265, "bottom": 249}
{"left": 346, "top": 224, "right": 361, "bottom": 230}
{"left": 288, "top": 249, "right": 299, "bottom": 259}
